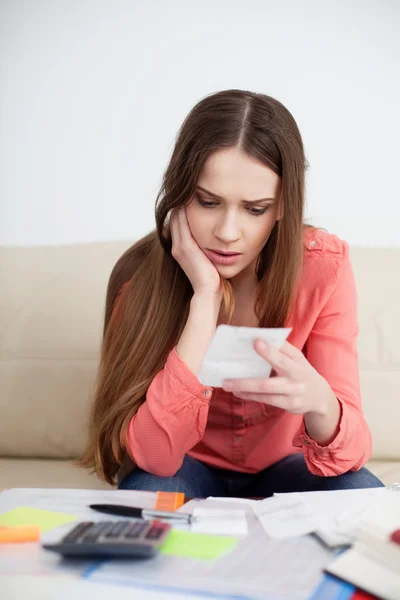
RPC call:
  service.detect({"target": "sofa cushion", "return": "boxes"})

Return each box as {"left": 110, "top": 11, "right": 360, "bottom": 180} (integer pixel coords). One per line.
{"left": 0, "top": 242, "right": 130, "bottom": 458}
{"left": 0, "top": 458, "right": 112, "bottom": 492}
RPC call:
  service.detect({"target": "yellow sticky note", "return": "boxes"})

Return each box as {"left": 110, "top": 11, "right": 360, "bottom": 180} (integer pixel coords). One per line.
{"left": 0, "top": 507, "right": 77, "bottom": 533}
{"left": 160, "top": 529, "right": 237, "bottom": 560}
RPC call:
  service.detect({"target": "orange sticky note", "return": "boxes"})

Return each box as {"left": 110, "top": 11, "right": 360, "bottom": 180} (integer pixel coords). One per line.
{"left": 0, "top": 526, "right": 40, "bottom": 543}
{"left": 155, "top": 491, "right": 185, "bottom": 511}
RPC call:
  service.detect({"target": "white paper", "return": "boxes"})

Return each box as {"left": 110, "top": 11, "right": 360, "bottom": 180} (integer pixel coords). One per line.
{"left": 207, "top": 496, "right": 259, "bottom": 505}
{"left": 252, "top": 495, "right": 318, "bottom": 539}
{"left": 198, "top": 324, "right": 291, "bottom": 386}
{"left": 272, "top": 488, "right": 389, "bottom": 546}
{"left": 191, "top": 508, "right": 248, "bottom": 536}
{"left": 87, "top": 498, "right": 334, "bottom": 600}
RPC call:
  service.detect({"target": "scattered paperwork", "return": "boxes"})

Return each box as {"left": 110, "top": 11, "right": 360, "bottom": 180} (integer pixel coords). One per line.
{"left": 209, "top": 488, "right": 390, "bottom": 545}
{"left": 2, "top": 488, "right": 361, "bottom": 599}
{"left": 87, "top": 498, "right": 334, "bottom": 600}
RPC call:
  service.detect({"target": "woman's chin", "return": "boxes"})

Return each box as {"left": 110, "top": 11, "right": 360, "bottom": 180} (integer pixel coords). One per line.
{"left": 215, "top": 263, "right": 240, "bottom": 274}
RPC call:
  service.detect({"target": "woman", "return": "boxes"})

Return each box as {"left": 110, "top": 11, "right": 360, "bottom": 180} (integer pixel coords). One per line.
{"left": 79, "top": 89, "right": 383, "bottom": 497}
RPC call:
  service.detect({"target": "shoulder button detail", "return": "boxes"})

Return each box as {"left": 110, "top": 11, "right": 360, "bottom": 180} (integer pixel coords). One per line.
{"left": 306, "top": 238, "right": 322, "bottom": 250}
{"left": 204, "top": 389, "right": 212, "bottom": 397}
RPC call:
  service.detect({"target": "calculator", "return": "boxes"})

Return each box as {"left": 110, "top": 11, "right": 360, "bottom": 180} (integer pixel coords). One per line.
{"left": 42, "top": 519, "right": 172, "bottom": 558}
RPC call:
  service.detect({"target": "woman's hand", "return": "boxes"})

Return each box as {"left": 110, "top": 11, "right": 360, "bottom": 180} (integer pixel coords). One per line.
{"left": 170, "top": 207, "right": 222, "bottom": 297}
{"left": 222, "top": 339, "right": 336, "bottom": 416}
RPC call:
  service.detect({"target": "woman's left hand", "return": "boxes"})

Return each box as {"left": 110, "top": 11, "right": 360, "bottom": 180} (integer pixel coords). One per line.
{"left": 222, "top": 339, "right": 333, "bottom": 416}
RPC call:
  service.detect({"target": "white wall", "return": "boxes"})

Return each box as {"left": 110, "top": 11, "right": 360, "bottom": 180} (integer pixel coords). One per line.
{"left": 0, "top": 0, "right": 399, "bottom": 247}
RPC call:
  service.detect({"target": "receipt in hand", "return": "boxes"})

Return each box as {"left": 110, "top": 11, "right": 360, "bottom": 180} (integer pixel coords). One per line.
{"left": 198, "top": 325, "right": 292, "bottom": 387}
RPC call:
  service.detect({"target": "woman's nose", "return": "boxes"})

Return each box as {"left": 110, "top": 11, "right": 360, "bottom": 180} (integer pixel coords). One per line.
{"left": 214, "top": 214, "right": 241, "bottom": 243}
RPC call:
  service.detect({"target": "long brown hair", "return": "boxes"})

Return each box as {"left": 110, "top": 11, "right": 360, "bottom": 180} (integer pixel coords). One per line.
{"left": 77, "top": 89, "right": 308, "bottom": 484}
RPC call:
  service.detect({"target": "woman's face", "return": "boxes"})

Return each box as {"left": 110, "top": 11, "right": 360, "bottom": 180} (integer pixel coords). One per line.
{"left": 186, "top": 147, "right": 282, "bottom": 288}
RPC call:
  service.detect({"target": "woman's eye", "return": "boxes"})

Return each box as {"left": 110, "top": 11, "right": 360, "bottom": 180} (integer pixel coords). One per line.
{"left": 197, "top": 197, "right": 216, "bottom": 208}
{"left": 248, "top": 207, "right": 269, "bottom": 216}
{"left": 196, "top": 195, "right": 269, "bottom": 216}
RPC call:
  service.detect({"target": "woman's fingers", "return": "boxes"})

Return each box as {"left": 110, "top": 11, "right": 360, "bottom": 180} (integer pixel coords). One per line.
{"left": 279, "top": 341, "right": 305, "bottom": 361}
{"left": 172, "top": 208, "right": 193, "bottom": 254}
{"left": 170, "top": 210, "right": 181, "bottom": 253}
{"left": 253, "top": 340, "right": 303, "bottom": 378}
{"left": 177, "top": 207, "right": 192, "bottom": 244}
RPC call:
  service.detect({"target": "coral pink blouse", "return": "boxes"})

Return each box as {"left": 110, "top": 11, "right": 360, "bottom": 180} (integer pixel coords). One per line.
{"left": 116, "top": 228, "right": 372, "bottom": 477}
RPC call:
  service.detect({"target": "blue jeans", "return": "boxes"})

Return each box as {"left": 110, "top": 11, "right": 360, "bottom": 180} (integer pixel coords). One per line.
{"left": 118, "top": 454, "right": 384, "bottom": 497}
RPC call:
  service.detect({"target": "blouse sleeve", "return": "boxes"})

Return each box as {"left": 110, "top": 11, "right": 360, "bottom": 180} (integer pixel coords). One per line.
{"left": 110, "top": 283, "right": 213, "bottom": 476}
{"left": 125, "top": 347, "right": 213, "bottom": 476}
{"left": 292, "top": 242, "right": 372, "bottom": 476}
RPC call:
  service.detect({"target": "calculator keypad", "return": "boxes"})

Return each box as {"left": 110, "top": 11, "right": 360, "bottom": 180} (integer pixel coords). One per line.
{"left": 103, "top": 521, "right": 131, "bottom": 538}
{"left": 43, "top": 519, "right": 172, "bottom": 559}
{"left": 125, "top": 521, "right": 148, "bottom": 538}
{"left": 60, "top": 519, "right": 171, "bottom": 546}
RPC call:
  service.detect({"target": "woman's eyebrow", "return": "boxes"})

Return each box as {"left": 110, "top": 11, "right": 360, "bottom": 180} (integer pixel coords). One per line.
{"left": 196, "top": 186, "right": 276, "bottom": 204}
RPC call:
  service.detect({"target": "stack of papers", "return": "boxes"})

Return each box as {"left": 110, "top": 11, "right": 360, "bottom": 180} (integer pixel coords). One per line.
{"left": 211, "top": 488, "right": 391, "bottom": 546}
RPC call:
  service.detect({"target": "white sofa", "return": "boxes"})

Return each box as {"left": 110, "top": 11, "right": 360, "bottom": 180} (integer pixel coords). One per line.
{"left": 0, "top": 240, "right": 399, "bottom": 491}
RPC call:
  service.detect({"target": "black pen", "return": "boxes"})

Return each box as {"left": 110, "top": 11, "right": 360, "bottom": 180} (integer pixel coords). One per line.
{"left": 89, "top": 503, "right": 194, "bottom": 524}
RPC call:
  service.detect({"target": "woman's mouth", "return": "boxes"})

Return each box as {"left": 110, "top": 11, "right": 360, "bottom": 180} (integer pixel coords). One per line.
{"left": 204, "top": 249, "right": 242, "bottom": 266}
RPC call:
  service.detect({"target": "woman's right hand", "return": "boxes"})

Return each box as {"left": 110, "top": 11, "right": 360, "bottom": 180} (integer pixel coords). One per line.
{"left": 170, "top": 208, "right": 222, "bottom": 298}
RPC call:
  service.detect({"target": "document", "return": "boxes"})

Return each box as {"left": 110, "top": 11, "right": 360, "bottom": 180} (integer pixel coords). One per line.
{"left": 198, "top": 324, "right": 291, "bottom": 386}
{"left": 275, "top": 488, "right": 389, "bottom": 546}
{"left": 252, "top": 494, "right": 318, "bottom": 539}
{"left": 191, "top": 508, "right": 248, "bottom": 536}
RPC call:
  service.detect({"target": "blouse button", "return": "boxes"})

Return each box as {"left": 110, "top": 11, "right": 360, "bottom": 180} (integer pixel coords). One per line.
{"left": 235, "top": 435, "right": 243, "bottom": 442}
{"left": 302, "top": 438, "right": 311, "bottom": 445}
{"left": 204, "top": 389, "right": 212, "bottom": 397}
{"left": 308, "top": 238, "right": 322, "bottom": 250}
